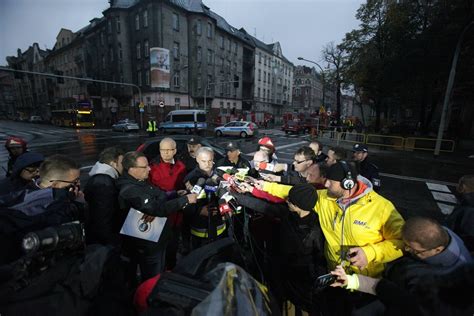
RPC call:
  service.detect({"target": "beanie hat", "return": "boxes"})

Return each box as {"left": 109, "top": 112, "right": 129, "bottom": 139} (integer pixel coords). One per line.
{"left": 258, "top": 136, "right": 274, "bottom": 149}
{"left": 12, "top": 152, "right": 44, "bottom": 177}
{"left": 326, "top": 161, "right": 358, "bottom": 182}
{"left": 288, "top": 183, "right": 318, "bottom": 211}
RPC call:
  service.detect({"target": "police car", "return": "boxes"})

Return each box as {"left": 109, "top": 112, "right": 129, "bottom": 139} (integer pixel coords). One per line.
{"left": 214, "top": 121, "right": 258, "bottom": 138}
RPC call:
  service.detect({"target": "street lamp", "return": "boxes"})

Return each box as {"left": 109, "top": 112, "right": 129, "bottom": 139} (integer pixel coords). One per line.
{"left": 297, "top": 57, "right": 325, "bottom": 111}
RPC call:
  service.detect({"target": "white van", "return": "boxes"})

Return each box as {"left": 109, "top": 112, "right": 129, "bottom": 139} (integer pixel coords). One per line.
{"left": 159, "top": 110, "right": 207, "bottom": 134}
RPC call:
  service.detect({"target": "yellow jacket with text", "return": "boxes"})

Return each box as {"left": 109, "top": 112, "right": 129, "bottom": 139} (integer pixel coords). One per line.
{"left": 263, "top": 177, "right": 404, "bottom": 277}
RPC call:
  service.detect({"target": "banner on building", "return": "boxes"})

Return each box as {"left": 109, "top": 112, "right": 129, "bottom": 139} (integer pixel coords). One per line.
{"left": 150, "top": 47, "right": 170, "bottom": 88}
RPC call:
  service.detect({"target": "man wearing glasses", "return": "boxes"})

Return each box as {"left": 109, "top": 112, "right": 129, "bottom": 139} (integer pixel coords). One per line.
{"left": 261, "top": 146, "right": 316, "bottom": 185}
{"left": 117, "top": 151, "right": 197, "bottom": 281}
{"left": 0, "top": 152, "right": 44, "bottom": 196}
{"left": 1, "top": 154, "right": 84, "bottom": 218}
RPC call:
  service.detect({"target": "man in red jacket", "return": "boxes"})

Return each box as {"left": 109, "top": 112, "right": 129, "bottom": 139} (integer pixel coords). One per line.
{"left": 149, "top": 137, "right": 187, "bottom": 193}
{"left": 148, "top": 137, "right": 188, "bottom": 268}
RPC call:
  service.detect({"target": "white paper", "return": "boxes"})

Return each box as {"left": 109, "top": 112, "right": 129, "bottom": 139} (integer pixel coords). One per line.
{"left": 426, "top": 182, "right": 451, "bottom": 193}
{"left": 120, "top": 208, "right": 167, "bottom": 242}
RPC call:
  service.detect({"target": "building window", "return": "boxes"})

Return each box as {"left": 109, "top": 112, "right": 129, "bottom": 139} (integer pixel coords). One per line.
{"left": 135, "top": 14, "right": 140, "bottom": 30}
{"left": 264, "top": 55, "right": 266, "bottom": 66}
{"left": 233, "top": 42, "right": 237, "bottom": 54}
{"left": 263, "top": 71, "right": 266, "bottom": 83}
{"left": 267, "top": 90, "right": 270, "bottom": 100}
{"left": 144, "top": 40, "right": 149, "bottom": 57}
{"left": 220, "top": 57, "right": 224, "bottom": 69}
{"left": 263, "top": 88, "right": 266, "bottom": 100}
{"left": 233, "top": 62, "right": 237, "bottom": 70}
{"left": 268, "top": 73, "right": 271, "bottom": 83}
{"left": 219, "top": 36, "right": 224, "bottom": 49}
{"left": 175, "top": 97, "right": 180, "bottom": 110}
{"left": 109, "top": 46, "right": 114, "bottom": 61}
{"left": 143, "top": 10, "right": 148, "bottom": 28}
{"left": 102, "top": 55, "right": 106, "bottom": 69}
{"left": 116, "top": 16, "right": 121, "bottom": 33}
{"left": 197, "top": 75, "right": 202, "bottom": 90}
{"left": 195, "top": 20, "right": 202, "bottom": 35}
{"left": 258, "top": 69, "right": 261, "bottom": 81}
{"left": 207, "top": 49, "right": 213, "bottom": 64}
{"left": 174, "top": 71, "right": 180, "bottom": 88}
{"left": 145, "top": 70, "right": 150, "bottom": 85}
{"left": 173, "top": 42, "right": 180, "bottom": 59}
{"left": 118, "top": 42, "right": 123, "bottom": 61}
{"left": 107, "top": 20, "right": 112, "bottom": 33}
{"left": 197, "top": 47, "right": 202, "bottom": 61}
{"left": 226, "top": 38, "right": 230, "bottom": 51}
{"left": 258, "top": 88, "right": 261, "bottom": 98}
{"left": 258, "top": 52, "right": 262, "bottom": 63}
{"left": 137, "top": 70, "right": 142, "bottom": 86}
{"left": 136, "top": 42, "right": 141, "bottom": 59}
{"left": 207, "top": 22, "right": 212, "bottom": 38}
{"left": 100, "top": 32, "right": 104, "bottom": 45}
{"left": 173, "top": 13, "right": 179, "bottom": 31}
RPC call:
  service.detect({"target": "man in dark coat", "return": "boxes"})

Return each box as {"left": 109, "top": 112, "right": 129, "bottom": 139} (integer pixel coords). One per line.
{"left": 215, "top": 141, "right": 251, "bottom": 170}
{"left": 117, "top": 151, "right": 197, "bottom": 281}
{"left": 445, "top": 174, "right": 474, "bottom": 250}
{"left": 352, "top": 143, "right": 381, "bottom": 190}
{"left": 178, "top": 136, "right": 202, "bottom": 173}
{"left": 0, "top": 152, "right": 44, "bottom": 196}
{"left": 3, "top": 136, "right": 28, "bottom": 177}
{"left": 84, "top": 146, "right": 124, "bottom": 246}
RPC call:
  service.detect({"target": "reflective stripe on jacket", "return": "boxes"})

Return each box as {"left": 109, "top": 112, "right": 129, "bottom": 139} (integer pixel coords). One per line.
{"left": 191, "top": 223, "right": 226, "bottom": 238}
{"left": 147, "top": 121, "right": 157, "bottom": 132}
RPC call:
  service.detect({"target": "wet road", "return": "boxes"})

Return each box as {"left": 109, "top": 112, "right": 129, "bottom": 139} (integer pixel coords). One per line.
{"left": 1, "top": 120, "right": 470, "bottom": 221}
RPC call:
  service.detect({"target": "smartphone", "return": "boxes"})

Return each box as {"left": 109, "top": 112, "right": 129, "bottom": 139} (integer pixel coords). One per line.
{"left": 315, "top": 273, "right": 337, "bottom": 289}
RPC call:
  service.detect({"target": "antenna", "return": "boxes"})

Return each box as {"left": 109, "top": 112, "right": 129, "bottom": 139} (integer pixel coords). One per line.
{"left": 253, "top": 27, "right": 257, "bottom": 37}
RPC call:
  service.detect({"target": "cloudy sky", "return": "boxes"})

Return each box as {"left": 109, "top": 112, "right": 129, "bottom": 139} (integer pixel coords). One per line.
{"left": 0, "top": 0, "right": 364, "bottom": 67}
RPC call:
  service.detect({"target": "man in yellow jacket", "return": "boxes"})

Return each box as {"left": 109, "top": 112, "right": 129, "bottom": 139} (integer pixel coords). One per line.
{"left": 261, "top": 160, "right": 404, "bottom": 278}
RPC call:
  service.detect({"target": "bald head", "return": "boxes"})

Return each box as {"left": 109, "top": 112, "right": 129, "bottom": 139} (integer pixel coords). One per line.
{"left": 305, "top": 163, "right": 324, "bottom": 185}
{"left": 159, "top": 137, "right": 177, "bottom": 163}
{"left": 402, "top": 217, "right": 449, "bottom": 250}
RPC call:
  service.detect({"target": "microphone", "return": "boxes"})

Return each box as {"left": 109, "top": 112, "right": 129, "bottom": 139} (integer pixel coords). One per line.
{"left": 191, "top": 178, "right": 206, "bottom": 195}
{"left": 218, "top": 198, "right": 232, "bottom": 216}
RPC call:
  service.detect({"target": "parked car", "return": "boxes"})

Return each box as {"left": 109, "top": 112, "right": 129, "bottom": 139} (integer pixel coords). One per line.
{"left": 214, "top": 121, "right": 258, "bottom": 138}
{"left": 112, "top": 119, "right": 139, "bottom": 132}
{"left": 136, "top": 135, "right": 231, "bottom": 162}
{"left": 282, "top": 121, "right": 306, "bottom": 134}
{"left": 159, "top": 110, "right": 207, "bottom": 134}
{"left": 29, "top": 115, "right": 43, "bottom": 123}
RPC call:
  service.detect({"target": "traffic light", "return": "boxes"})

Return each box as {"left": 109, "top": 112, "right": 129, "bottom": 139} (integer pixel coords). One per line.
{"left": 233, "top": 75, "right": 239, "bottom": 88}
{"left": 56, "top": 71, "right": 64, "bottom": 84}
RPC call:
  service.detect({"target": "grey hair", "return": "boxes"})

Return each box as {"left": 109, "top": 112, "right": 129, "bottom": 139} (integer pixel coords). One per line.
{"left": 196, "top": 146, "right": 214, "bottom": 158}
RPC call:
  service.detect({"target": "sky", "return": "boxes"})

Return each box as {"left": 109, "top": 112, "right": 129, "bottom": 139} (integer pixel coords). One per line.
{"left": 0, "top": 0, "right": 364, "bottom": 67}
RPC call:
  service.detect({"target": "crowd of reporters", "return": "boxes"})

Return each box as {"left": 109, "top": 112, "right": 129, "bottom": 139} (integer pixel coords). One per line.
{"left": 0, "top": 134, "right": 473, "bottom": 315}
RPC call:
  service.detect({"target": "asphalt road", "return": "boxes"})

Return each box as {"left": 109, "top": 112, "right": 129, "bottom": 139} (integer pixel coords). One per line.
{"left": 1, "top": 120, "right": 469, "bottom": 221}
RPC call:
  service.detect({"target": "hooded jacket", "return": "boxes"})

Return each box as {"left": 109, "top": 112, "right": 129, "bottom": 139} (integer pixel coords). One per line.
{"left": 264, "top": 176, "right": 405, "bottom": 277}
{"left": 84, "top": 162, "right": 121, "bottom": 245}
{"left": 0, "top": 152, "right": 44, "bottom": 196}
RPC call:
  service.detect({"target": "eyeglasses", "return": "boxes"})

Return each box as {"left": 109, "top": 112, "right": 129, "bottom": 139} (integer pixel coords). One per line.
{"left": 24, "top": 167, "right": 40, "bottom": 173}
{"left": 293, "top": 159, "right": 310, "bottom": 164}
{"left": 404, "top": 245, "right": 435, "bottom": 256}
{"left": 160, "top": 148, "right": 176, "bottom": 152}
{"left": 49, "top": 178, "right": 80, "bottom": 185}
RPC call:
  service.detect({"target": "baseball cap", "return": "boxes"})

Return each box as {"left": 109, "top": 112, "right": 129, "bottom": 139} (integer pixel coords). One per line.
{"left": 352, "top": 143, "right": 368, "bottom": 153}
{"left": 258, "top": 136, "right": 275, "bottom": 149}
{"left": 187, "top": 136, "right": 202, "bottom": 145}
{"left": 225, "top": 142, "right": 240, "bottom": 151}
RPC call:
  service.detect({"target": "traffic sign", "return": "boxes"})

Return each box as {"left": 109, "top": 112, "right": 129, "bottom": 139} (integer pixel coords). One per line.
{"left": 159, "top": 101, "right": 165, "bottom": 108}
{"left": 139, "top": 108, "right": 144, "bottom": 113}
{"left": 139, "top": 102, "right": 145, "bottom": 109}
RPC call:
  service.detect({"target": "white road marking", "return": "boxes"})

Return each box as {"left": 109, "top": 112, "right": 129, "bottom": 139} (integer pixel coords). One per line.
{"left": 431, "top": 191, "right": 458, "bottom": 204}
{"left": 379, "top": 172, "right": 457, "bottom": 187}
{"left": 437, "top": 202, "right": 455, "bottom": 215}
{"left": 426, "top": 182, "right": 451, "bottom": 193}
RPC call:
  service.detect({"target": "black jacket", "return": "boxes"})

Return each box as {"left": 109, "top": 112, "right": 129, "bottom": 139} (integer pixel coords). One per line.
{"left": 358, "top": 159, "right": 380, "bottom": 189}
{"left": 183, "top": 168, "right": 224, "bottom": 237}
{"left": 215, "top": 156, "right": 251, "bottom": 170}
{"left": 84, "top": 172, "right": 121, "bottom": 246}
{"left": 178, "top": 151, "right": 197, "bottom": 173}
{"left": 116, "top": 173, "right": 188, "bottom": 249}
{"left": 280, "top": 166, "right": 307, "bottom": 185}
{"left": 445, "top": 192, "right": 474, "bottom": 251}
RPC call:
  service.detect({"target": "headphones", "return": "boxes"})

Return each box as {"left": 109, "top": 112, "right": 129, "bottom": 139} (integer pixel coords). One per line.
{"left": 339, "top": 160, "right": 355, "bottom": 190}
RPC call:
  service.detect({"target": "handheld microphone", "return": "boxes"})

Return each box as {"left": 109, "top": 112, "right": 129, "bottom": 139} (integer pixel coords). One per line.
{"left": 257, "top": 162, "right": 274, "bottom": 172}
{"left": 191, "top": 178, "right": 206, "bottom": 194}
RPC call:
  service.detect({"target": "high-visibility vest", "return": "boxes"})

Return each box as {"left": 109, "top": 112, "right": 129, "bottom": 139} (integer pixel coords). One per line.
{"left": 147, "top": 121, "right": 157, "bottom": 132}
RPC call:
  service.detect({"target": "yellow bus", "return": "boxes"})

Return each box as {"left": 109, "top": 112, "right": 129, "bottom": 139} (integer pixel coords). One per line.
{"left": 51, "top": 109, "right": 95, "bottom": 128}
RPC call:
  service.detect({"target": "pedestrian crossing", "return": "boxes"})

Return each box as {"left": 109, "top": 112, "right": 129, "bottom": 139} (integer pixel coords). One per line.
{"left": 426, "top": 182, "right": 458, "bottom": 215}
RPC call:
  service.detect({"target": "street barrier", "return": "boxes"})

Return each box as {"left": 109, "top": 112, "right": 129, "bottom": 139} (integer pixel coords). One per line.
{"left": 404, "top": 137, "right": 455, "bottom": 152}
{"left": 365, "top": 134, "right": 405, "bottom": 150}
{"left": 337, "top": 132, "right": 366, "bottom": 144}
